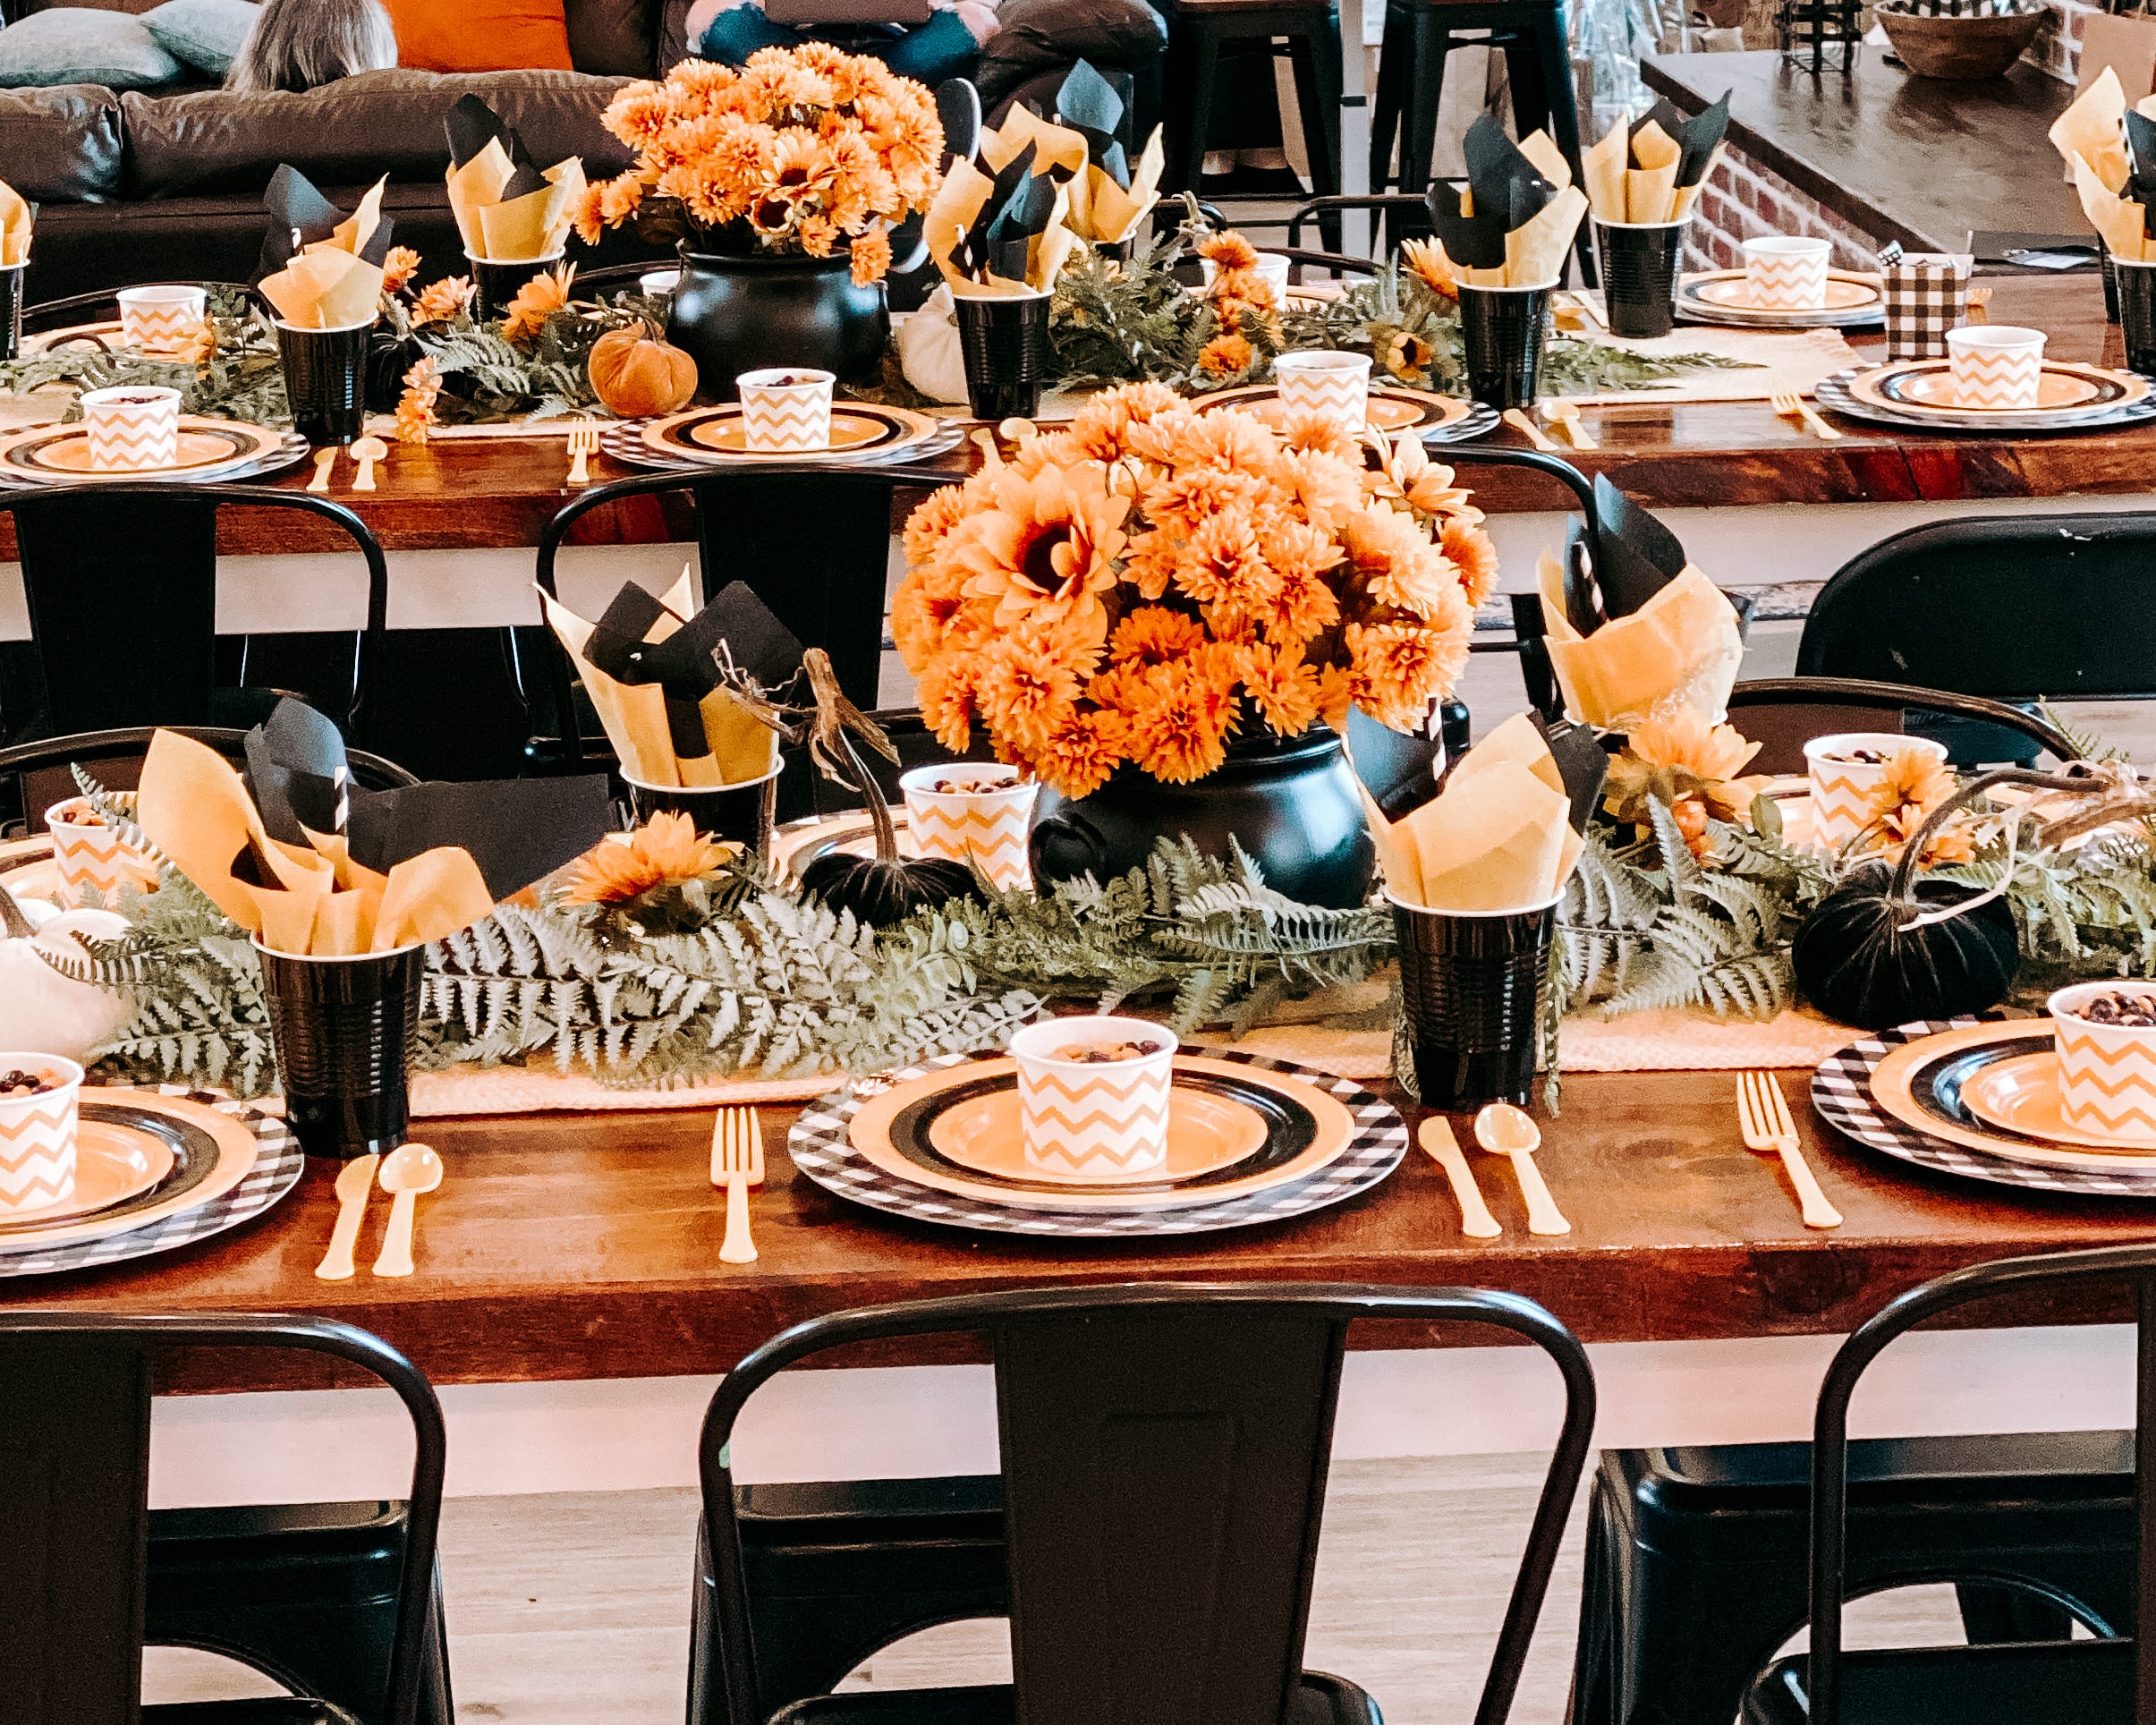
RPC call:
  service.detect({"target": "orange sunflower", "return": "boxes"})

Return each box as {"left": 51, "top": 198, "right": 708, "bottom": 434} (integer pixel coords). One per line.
{"left": 559, "top": 813, "right": 735, "bottom": 905}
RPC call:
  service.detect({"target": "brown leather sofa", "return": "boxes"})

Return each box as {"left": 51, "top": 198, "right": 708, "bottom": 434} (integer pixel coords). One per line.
{"left": 3, "top": 0, "right": 1167, "bottom": 304}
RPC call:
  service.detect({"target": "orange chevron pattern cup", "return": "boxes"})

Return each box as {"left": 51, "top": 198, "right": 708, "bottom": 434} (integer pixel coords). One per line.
{"left": 899, "top": 764, "right": 1038, "bottom": 891}
{"left": 1946, "top": 324, "right": 2044, "bottom": 410}
{"left": 117, "top": 284, "right": 207, "bottom": 357}
{"left": 1741, "top": 236, "right": 1830, "bottom": 310}
{"left": 736, "top": 367, "right": 835, "bottom": 453}
{"left": 1802, "top": 733, "right": 1947, "bottom": 852}
{"left": 1009, "top": 1015, "right": 1176, "bottom": 1181}
{"left": 0, "top": 1054, "right": 82, "bottom": 1216}
{"left": 46, "top": 795, "right": 158, "bottom": 905}
{"left": 1273, "top": 350, "right": 1371, "bottom": 432}
{"left": 80, "top": 385, "right": 181, "bottom": 472}
{"left": 2050, "top": 983, "right": 2156, "bottom": 1143}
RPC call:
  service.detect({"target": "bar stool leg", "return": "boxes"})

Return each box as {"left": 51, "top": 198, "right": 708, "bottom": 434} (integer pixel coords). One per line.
{"left": 1286, "top": 16, "right": 1344, "bottom": 251}
{"left": 1174, "top": 21, "right": 1225, "bottom": 199}
{"left": 1391, "top": 7, "right": 1447, "bottom": 246}
{"left": 1367, "top": 0, "right": 1407, "bottom": 191}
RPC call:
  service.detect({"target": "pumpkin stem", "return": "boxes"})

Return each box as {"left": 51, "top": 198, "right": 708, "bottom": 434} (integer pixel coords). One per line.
{"left": 0, "top": 881, "right": 34, "bottom": 942}
{"left": 802, "top": 648, "right": 899, "bottom": 862}
{"left": 1886, "top": 765, "right": 2104, "bottom": 901}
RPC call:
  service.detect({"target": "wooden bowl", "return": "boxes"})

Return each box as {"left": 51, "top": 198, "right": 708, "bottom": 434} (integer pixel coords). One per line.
{"left": 1874, "top": 4, "right": 2047, "bottom": 79}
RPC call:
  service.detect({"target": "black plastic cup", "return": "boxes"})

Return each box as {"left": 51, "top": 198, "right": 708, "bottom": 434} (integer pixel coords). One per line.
{"left": 953, "top": 290, "right": 1050, "bottom": 421}
{"left": 1594, "top": 219, "right": 1686, "bottom": 338}
{"left": 469, "top": 251, "right": 564, "bottom": 322}
{"left": 624, "top": 765, "right": 782, "bottom": 848}
{"left": 0, "top": 262, "right": 21, "bottom": 363}
{"left": 254, "top": 939, "right": 424, "bottom": 1160}
{"left": 2116, "top": 259, "right": 2156, "bottom": 376}
{"left": 2102, "top": 240, "right": 2121, "bottom": 325}
{"left": 275, "top": 318, "right": 373, "bottom": 445}
{"left": 1389, "top": 890, "right": 1557, "bottom": 1111}
{"left": 1457, "top": 282, "right": 1553, "bottom": 410}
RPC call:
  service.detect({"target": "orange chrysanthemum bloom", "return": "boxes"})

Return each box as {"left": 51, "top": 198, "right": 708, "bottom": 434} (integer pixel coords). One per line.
{"left": 1034, "top": 709, "right": 1127, "bottom": 800}
{"left": 379, "top": 245, "right": 422, "bottom": 296}
{"left": 1125, "top": 661, "right": 1239, "bottom": 784}
{"left": 560, "top": 812, "right": 734, "bottom": 905}
{"left": 1175, "top": 510, "right": 1280, "bottom": 615}
{"left": 889, "top": 563, "right": 970, "bottom": 671}
{"left": 412, "top": 276, "right": 474, "bottom": 324}
{"left": 1197, "top": 333, "right": 1255, "bottom": 377}
{"left": 1399, "top": 236, "right": 1456, "bottom": 298}
{"left": 1276, "top": 410, "right": 1360, "bottom": 461}
{"left": 1068, "top": 379, "right": 1184, "bottom": 462}
{"left": 1440, "top": 515, "right": 1501, "bottom": 608}
{"left": 916, "top": 656, "right": 983, "bottom": 754}
{"left": 1347, "top": 620, "right": 1468, "bottom": 731}
{"left": 500, "top": 264, "right": 575, "bottom": 342}
{"left": 1111, "top": 606, "right": 1210, "bottom": 666}
{"left": 1198, "top": 230, "right": 1260, "bottom": 271}
{"left": 1270, "top": 447, "right": 1363, "bottom": 532}
{"left": 976, "top": 627, "right": 1092, "bottom": 752}
{"left": 605, "top": 82, "right": 679, "bottom": 146}
{"left": 599, "top": 174, "right": 648, "bottom": 225}
{"left": 1343, "top": 505, "right": 1455, "bottom": 618}
{"left": 393, "top": 356, "right": 439, "bottom": 446}
{"left": 902, "top": 480, "right": 977, "bottom": 566}
{"left": 1243, "top": 642, "right": 1323, "bottom": 735}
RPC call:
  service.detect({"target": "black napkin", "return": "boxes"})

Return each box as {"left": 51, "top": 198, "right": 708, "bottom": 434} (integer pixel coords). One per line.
{"left": 2126, "top": 111, "right": 2156, "bottom": 230}
{"left": 1055, "top": 59, "right": 1128, "bottom": 187}
{"left": 446, "top": 93, "right": 515, "bottom": 169}
{"left": 256, "top": 164, "right": 395, "bottom": 279}
{"left": 1345, "top": 703, "right": 1446, "bottom": 821}
{"left": 1530, "top": 712, "right": 1609, "bottom": 833}
{"left": 1565, "top": 474, "right": 1688, "bottom": 631}
{"left": 1428, "top": 111, "right": 1556, "bottom": 269}
{"left": 576, "top": 581, "right": 806, "bottom": 767}
{"left": 242, "top": 699, "right": 615, "bottom": 901}
{"left": 1676, "top": 93, "right": 1731, "bottom": 191}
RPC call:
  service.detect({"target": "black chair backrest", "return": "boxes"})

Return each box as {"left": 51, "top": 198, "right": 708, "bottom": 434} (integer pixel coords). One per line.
{"left": 937, "top": 77, "right": 982, "bottom": 168}
{"left": 1799, "top": 513, "right": 2156, "bottom": 700}
{"left": 0, "top": 484, "right": 390, "bottom": 743}
{"left": 1727, "top": 676, "right": 2075, "bottom": 775}
{"left": 1798, "top": 1245, "right": 2156, "bottom": 1725}
{"left": 0, "top": 723, "right": 419, "bottom": 834}
{"left": 700, "top": 1281, "right": 1595, "bottom": 1725}
{"left": 0, "top": 1310, "right": 446, "bottom": 1725}
{"left": 533, "top": 462, "right": 958, "bottom": 768}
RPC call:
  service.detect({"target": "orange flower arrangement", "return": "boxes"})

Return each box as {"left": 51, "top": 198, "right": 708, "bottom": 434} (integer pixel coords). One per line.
{"left": 573, "top": 46, "right": 943, "bottom": 287}
{"left": 893, "top": 383, "right": 1493, "bottom": 798}
{"left": 501, "top": 263, "right": 576, "bottom": 342}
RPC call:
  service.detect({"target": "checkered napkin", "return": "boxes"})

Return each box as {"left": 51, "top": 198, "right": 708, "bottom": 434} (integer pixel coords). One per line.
{"left": 1882, "top": 252, "right": 1974, "bottom": 361}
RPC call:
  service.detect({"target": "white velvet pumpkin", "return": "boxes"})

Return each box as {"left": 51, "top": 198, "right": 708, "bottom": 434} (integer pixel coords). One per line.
{"left": 896, "top": 285, "right": 970, "bottom": 405}
{"left": 0, "top": 902, "right": 132, "bottom": 1062}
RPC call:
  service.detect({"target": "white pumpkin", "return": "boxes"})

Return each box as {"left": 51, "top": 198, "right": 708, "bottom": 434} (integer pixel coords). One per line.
{"left": 0, "top": 900, "right": 132, "bottom": 1063}
{"left": 895, "top": 285, "right": 970, "bottom": 405}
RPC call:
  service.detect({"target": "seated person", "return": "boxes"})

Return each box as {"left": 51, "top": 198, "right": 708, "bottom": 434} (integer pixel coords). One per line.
{"left": 682, "top": 0, "right": 997, "bottom": 87}
{"left": 227, "top": 0, "right": 398, "bottom": 91}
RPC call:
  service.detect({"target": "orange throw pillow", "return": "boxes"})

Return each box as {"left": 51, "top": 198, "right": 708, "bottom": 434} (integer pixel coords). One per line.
{"left": 381, "top": 0, "right": 574, "bottom": 72}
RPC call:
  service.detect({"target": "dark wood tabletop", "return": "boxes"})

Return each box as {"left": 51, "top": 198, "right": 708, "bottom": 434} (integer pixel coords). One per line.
{"left": 5, "top": 274, "right": 2148, "bottom": 567}
{"left": 1642, "top": 48, "right": 2083, "bottom": 255}
{"left": 12, "top": 1066, "right": 2156, "bottom": 1394}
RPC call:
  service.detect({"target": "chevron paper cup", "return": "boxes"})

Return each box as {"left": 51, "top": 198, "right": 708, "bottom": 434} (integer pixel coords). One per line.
{"left": 117, "top": 285, "right": 207, "bottom": 358}
{"left": 899, "top": 764, "right": 1037, "bottom": 891}
{"left": 46, "top": 796, "right": 158, "bottom": 906}
{"left": 0, "top": 1054, "right": 81, "bottom": 1217}
{"left": 1802, "top": 733, "right": 1947, "bottom": 852}
{"left": 2050, "top": 983, "right": 2156, "bottom": 1143}
{"left": 736, "top": 367, "right": 836, "bottom": 453}
{"left": 80, "top": 385, "right": 181, "bottom": 472}
{"left": 1946, "top": 324, "right": 2044, "bottom": 410}
{"left": 1741, "top": 236, "right": 1830, "bottom": 310}
{"left": 1273, "top": 350, "right": 1371, "bottom": 432}
{"left": 1010, "top": 1015, "right": 1177, "bottom": 1181}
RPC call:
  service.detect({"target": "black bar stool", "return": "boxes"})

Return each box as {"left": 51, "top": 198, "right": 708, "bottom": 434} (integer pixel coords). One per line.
{"left": 1367, "top": 0, "right": 1589, "bottom": 270}
{"left": 1163, "top": 0, "right": 1345, "bottom": 251}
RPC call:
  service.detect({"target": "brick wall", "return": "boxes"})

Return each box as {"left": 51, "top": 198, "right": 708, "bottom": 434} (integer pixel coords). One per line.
{"left": 1681, "top": 144, "right": 1885, "bottom": 272}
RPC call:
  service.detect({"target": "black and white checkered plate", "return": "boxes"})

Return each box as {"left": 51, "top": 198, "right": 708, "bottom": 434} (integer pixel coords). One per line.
{"left": 0, "top": 1086, "right": 301, "bottom": 1275}
{"left": 790, "top": 1049, "right": 1406, "bottom": 1237}
{"left": 1812, "top": 1019, "right": 2156, "bottom": 1198}
{"left": 599, "top": 417, "right": 965, "bottom": 472}
{"left": 1812, "top": 369, "right": 2156, "bottom": 436}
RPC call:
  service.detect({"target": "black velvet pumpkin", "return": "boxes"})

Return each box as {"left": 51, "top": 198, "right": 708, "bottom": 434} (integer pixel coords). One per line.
{"left": 798, "top": 848, "right": 978, "bottom": 929}
{"left": 1793, "top": 863, "right": 2020, "bottom": 1031}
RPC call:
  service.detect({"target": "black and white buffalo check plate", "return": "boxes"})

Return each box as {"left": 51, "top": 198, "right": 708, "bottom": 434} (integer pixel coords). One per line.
{"left": 0, "top": 1087, "right": 302, "bottom": 1275}
{"left": 1812, "top": 1019, "right": 2156, "bottom": 1199}
{"left": 790, "top": 1049, "right": 1407, "bottom": 1237}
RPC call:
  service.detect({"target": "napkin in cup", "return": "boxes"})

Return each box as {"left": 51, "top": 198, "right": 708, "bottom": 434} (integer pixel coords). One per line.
{"left": 136, "top": 701, "right": 613, "bottom": 956}
{"left": 2049, "top": 65, "right": 2156, "bottom": 198}
{"left": 445, "top": 94, "right": 587, "bottom": 263}
{"left": 1581, "top": 94, "right": 1730, "bottom": 225}
{"left": 1349, "top": 711, "right": 1603, "bottom": 912}
{"left": 539, "top": 573, "right": 801, "bottom": 788}
{"left": 0, "top": 179, "right": 30, "bottom": 267}
{"left": 1047, "top": 61, "right": 1166, "bottom": 245}
{"left": 1423, "top": 112, "right": 1589, "bottom": 288}
{"left": 257, "top": 166, "right": 395, "bottom": 328}
{"left": 1532, "top": 476, "right": 1744, "bottom": 731}
{"left": 925, "top": 123, "right": 1080, "bottom": 295}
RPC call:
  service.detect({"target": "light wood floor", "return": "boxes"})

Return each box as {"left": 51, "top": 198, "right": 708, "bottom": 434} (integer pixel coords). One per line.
{"left": 147, "top": 1453, "right": 1973, "bottom": 1723}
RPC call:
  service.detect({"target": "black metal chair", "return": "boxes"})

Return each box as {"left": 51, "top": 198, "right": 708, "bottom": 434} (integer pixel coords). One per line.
{"left": 1799, "top": 512, "right": 2156, "bottom": 702}
{"left": 0, "top": 484, "right": 390, "bottom": 750}
{"left": 20, "top": 282, "right": 257, "bottom": 338}
{"left": 1725, "top": 676, "right": 2076, "bottom": 774}
{"left": 692, "top": 1281, "right": 1596, "bottom": 1724}
{"left": 1739, "top": 1245, "right": 2156, "bottom": 1725}
{"left": 0, "top": 1310, "right": 450, "bottom": 1725}
{"left": 0, "top": 723, "right": 418, "bottom": 837}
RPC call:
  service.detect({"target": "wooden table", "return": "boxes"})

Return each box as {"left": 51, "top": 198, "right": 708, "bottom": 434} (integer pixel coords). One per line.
{"left": 16, "top": 1067, "right": 2152, "bottom": 1398}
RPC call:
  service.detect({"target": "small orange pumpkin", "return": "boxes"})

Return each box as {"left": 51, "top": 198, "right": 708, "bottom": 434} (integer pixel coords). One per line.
{"left": 590, "top": 320, "right": 698, "bottom": 417}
